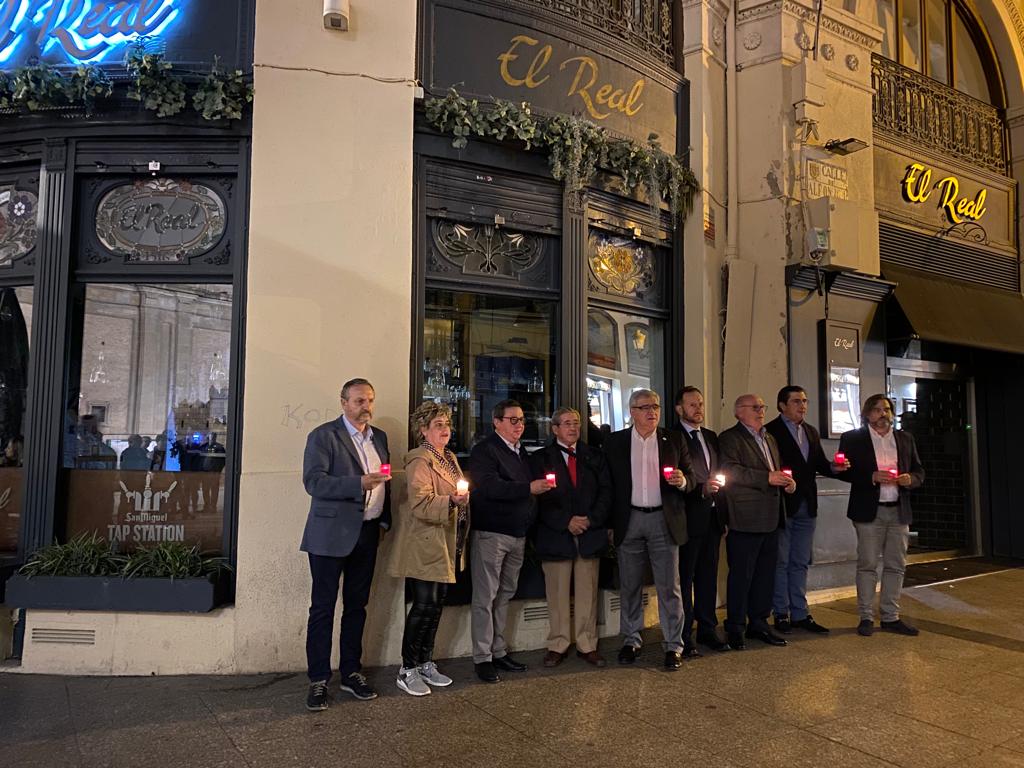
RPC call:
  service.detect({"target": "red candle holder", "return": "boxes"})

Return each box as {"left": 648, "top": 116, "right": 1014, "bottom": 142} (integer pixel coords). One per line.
{"left": 545, "top": 473, "right": 557, "bottom": 488}
{"left": 782, "top": 468, "right": 793, "bottom": 478}
{"left": 662, "top": 466, "right": 674, "bottom": 479}
{"left": 888, "top": 468, "right": 899, "bottom": 477}
{"left": 834, "top": 452, "right": 846, "bottom": 464}
{"left": 380, "top": 463, "right": 391, "bottom": 476}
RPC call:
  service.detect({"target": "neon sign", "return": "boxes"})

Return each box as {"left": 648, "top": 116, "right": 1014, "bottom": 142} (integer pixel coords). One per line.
{"left": 901, "top": 162, "right": 988, "bottom": 225}
{"left": 0, "top": 1, "right": 182, "bottom": 65}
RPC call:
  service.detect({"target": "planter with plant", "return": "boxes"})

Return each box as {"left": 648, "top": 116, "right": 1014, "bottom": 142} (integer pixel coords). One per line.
{"left": 5, "top": 534, "right": 232, "bottom": 612}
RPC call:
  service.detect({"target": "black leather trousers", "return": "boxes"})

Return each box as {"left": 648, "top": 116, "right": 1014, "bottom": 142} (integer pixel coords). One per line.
{"left": 401, "top": 578, "right": 448, "bottom": 668}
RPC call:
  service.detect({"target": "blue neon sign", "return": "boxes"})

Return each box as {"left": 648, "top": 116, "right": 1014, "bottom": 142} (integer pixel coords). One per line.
{"left": 0, "top": 1, "right": 183, "bottom": 66}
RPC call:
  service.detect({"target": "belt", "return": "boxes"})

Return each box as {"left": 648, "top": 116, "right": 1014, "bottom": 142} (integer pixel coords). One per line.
{"left": 631, "top": 505, "right": 663, "bottom": 513}
{"left": 877, "top": 501, "right": 900, "bottom": 507}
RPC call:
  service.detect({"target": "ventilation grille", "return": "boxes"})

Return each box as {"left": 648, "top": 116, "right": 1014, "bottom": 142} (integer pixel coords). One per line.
{"left": 879, "top": 222, "right": 1020, "bottom": 291}
{"left": 522, "top": 605, "right": 549, "bottom": 622}
{"left": 31, "top": 628, "right": 96, "bottom": 645}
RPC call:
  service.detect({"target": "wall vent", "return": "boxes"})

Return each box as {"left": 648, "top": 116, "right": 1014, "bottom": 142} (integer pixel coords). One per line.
{"left": 522, "top": 605, "right": 549, "bottom": 622}
{"left": 32, "top": 628, "right": 96, "bottom": 646}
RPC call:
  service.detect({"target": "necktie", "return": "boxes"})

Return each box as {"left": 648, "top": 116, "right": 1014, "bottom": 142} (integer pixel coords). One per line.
{"left": 567, "top": 451, "right": 577, "bottom": 487}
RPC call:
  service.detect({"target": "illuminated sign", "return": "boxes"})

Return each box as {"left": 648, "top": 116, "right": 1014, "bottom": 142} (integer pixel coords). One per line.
{"left": 0, "top": 0, "right": 182, "bottom": 65}
{"left": 901, "top": 162, "right": 988, "bottom": 224}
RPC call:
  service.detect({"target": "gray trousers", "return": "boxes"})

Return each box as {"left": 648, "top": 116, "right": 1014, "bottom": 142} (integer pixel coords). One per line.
{"left": 470, "top": 530, "right": 525, "bottom": 663}
{"left": 854, "top": 506, "right": 910, "bottom": 622}
{"left": 618, "top": 509, "right": 684, "bottom": 652}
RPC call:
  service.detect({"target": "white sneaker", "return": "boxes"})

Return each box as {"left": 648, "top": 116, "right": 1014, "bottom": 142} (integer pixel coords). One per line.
{"left": 418, "top": 661, "right": 453, "bottom": 687}
{"left": 396, "top": 666, "right": 431, "bottom": 697}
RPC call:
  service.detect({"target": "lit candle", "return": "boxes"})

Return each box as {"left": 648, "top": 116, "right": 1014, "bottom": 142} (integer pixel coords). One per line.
{"left": 545, "top": 473, "right": 557, "bottom": 488}
{"left": 456, "top": 479, "right": 469, "bottom": 494}
{"left": 888, "top": 468, "right": 898, "bottom": 477}
{"left": 782, "top": 468, "right": 793, "bottom": 478}
{"left": 380, "top": 463, "right": 391, "bottom": 476}
{"left": 715, "top": 473, "right": 726, "bottom": 486}
{"left": 663, "top": 466, "right": 674, "bottom": 479}
{"left": 834, "top": 452, "right": 846, "bottom": 464}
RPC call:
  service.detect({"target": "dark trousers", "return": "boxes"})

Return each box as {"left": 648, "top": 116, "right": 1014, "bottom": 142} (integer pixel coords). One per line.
{"left": 306, "top": 521, "right": 380, "bottom": 682}
{"left": 679, "top": 529, "right": 723, "bottom": 643}
{"left": 401, "top": 578, "right": 449, "bottom": 668}
{"left": 725, "top": 529, "right": 780, "bottom": 635}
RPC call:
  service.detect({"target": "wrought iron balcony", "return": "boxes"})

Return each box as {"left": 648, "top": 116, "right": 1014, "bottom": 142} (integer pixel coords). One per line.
{"left": 511, "top": 0, "right": 675, "bottom": 67}
{"left": 872, "top": 54, "right": 1007, "bottom": 174}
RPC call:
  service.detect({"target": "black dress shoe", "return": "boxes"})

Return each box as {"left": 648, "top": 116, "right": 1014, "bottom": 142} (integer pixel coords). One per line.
{"left": 726, "top": 632, "right": 747, "bottom": 650}
{"left": 492, "top": 654, "right": 527, "bottom": 672}
{"left": 745, "top": 629, "right": 788, "bottom": 647}
{"left": 857, "top": 619, "right": 874, "bottom": 637}
{"left": 792, "top": 615, "right": 830, "bottom": 634}
{"left": 475, "top": 662, "right": 501, "bottom": 683}
{"left": 681, "top": 644, "right": 702, "bottom": 659}
{"left": 774, "top": 616, "right": 793, "bottom": 634}
{"left": 664, "top": 651, "right": 683, "bottom": 670}
{"left": 880, "top": 619, "right": 920, "bottom": 636}
{"left": 697, "top": 632, "right": 732, "bottom": 652}
{"left": 617, "top": 645, "right": 640, "bottom": 665}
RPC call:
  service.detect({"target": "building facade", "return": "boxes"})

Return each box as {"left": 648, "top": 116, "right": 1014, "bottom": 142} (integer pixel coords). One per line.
{"left": 0, "top": 0, "right": 1021, "bottom": 675}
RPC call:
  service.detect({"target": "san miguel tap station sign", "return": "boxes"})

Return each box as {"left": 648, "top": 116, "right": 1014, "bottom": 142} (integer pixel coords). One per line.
{"left": 0, "top": 0, "right": 251, "bottom": 69}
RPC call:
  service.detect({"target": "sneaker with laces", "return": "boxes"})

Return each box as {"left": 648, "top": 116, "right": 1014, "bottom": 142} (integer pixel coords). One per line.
{"left": 396, "top": 666, "right": 432, "bottom": 696}
{"left": 306, "top": 680, "right": 330, "bottom": 711}
{"left": 339, "top": 672, "right": 378, "bottom": 700}
{"left": 418, "top": 661, "right": 453, "bottom": 687}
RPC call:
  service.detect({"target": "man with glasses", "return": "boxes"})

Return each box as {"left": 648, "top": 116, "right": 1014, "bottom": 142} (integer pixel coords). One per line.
{"left": 468, "top": 399, "right": 552, "bottom": 683}
{"left": 718, "top": 394, "right": 796, "bottom": 650}
{"left": 836, "top": 394, "right": 925, "bottom": 637}
{"left": 604, "top": 389, "right": 694, "bottom": 670}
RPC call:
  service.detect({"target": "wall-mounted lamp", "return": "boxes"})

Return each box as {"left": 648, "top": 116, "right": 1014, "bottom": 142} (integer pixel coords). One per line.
{"left": 323, "top": 0, "right": 350, "bottom": 30}
{"left": 824, "top": 137, "right": 869, "bottom": 155}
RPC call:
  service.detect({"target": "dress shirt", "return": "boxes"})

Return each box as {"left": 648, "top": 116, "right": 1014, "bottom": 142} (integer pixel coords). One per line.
{"left": 499, "top": 435, "right": 522, "bottom": 456}
{"left": 782, "top": 416, "right": 810, "bottom": 461}
{"left": 869, "top": 427, "right": 900, "bottom": 502}
{"left": 342, "top": 415, "right": 385, "bottom": 521}
{"left": 556, "top": 441, "right": 576, "bottom": 466}
{"left": 682, "top": 423, "right": 710, "bottom": 470}
{"left": 743, "top": 424, "right": 775, "bottom": 470}
{"left": 630, "top": 428, "right": 663, "bottom": 507}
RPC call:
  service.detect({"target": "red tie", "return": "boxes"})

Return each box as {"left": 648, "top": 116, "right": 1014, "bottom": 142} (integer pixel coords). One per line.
{"left": 567, "top": 452, "right": 577, "bottom": 487}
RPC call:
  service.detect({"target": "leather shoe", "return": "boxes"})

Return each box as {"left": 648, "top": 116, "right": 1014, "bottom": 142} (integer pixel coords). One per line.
{"left": 726, "top": 632, "right": 746, "bottom": 650}
{"left": 664, "top": 651, "right": 682, "bottom": 670}
{"left": 880, "top": 619, "right": 920, "bottom": 636}
{"left": 617, "top": 645, "right": 640, "bottom": 665}
{"left": 475, "top": 662, "right": 501, "bottom": 683}
{"left": 745, "top": 628, "right": 788, "bottom": 647}
{"left": 576, "top": 650, "right": 606, "bottom": 667}
{"left": 792, "top": 615, "right": 830, "bottom": 634}
{"left": 543, "top": 650, "right": 566, "bottom": 668}
{"left": 697, "top": 632, "right": 731, "bottom": 652}
{"left": 681, "top": 643, "right": 702, "bottom": 659}
{"left": 857, "top": 619, "right": 874, "bottom": 637}
{"left": 492, "top": 654, "right": 527, "bottom": 672}
{"left": 774, "top": 615, "right": 793, "bottom": 634}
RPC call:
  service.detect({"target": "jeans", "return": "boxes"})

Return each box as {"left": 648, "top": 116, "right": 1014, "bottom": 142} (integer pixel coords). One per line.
{"left": 401, "top": 578, "right": 448, "bottom": 668}
{"left": 854, "top": 506, "right": 910, "bottom": 622}
{"left": 773, "top": 507, "right": 816, "bottom": 621}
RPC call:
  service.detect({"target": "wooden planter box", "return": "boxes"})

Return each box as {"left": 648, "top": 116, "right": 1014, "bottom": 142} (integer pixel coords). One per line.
{"left": 3, "top": 573, "right": 230, "bottom": 613}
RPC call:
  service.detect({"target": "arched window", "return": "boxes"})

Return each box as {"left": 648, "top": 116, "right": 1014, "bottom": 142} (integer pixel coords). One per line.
{"left": 874, "top": 0, "right": 1002, "bottom": 104}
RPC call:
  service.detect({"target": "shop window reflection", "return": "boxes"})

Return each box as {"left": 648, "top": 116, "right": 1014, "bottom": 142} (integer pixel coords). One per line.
{"left": 587, "top": 308, "right": 664, "bottom": 432}
{"left": 0, "top": 286, "right": 32, "bottom": 555}
{"left": 63, "top": 284, "right": 231, "bottom": 552}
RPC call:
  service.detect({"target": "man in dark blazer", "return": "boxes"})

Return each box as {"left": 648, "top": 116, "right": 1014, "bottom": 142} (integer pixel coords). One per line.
{"left": 765, "top": 385, "right": 841, "bottom": 635}
{"left": 672, "top": 386, "right": 730, "bottom": 655}
{"left": 467, "top": 399, "right": 551, "bottom": 684}
{"left": 300, "top": 378, "right": 392, "bottom": 710}
{"left": 604, "top": 389, "right": 694, "bottom": 670}
{"left": 836, "top": 394, "right": 925, "bottom": 637}
{"left": 531, "top": 407, "right": 612, "bottom": 668}
{"left": 718, "top": 393, "right": 796, "bottom": 650}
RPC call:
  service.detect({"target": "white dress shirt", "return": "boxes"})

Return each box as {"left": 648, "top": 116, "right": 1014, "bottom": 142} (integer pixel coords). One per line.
{"left": 869, "top": 427, "right": 900, "bottom": 503}
{"left": 630, "top": 428, "right": 663, "bottom": 507}
{"left": 343, "top": 415, "right": 385, "bottom": 521}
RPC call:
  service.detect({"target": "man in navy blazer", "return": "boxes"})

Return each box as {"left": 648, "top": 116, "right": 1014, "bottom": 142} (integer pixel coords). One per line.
{"left": 301, "top": 378, "right": 392, "bottom": 710}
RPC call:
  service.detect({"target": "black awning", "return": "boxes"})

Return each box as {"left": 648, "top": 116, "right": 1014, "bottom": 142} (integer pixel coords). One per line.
{"left": 883, "top": 263, "right": 1024, "bottom": 355}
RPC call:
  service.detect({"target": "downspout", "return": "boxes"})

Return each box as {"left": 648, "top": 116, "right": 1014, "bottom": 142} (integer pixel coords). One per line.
{"left": 726, "top": 0, "right": 738, "bottom": 266}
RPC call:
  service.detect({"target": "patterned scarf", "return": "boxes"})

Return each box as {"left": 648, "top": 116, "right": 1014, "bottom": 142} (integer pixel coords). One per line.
{"left": 420, "top": 440, "right": 468, "bottom": 523}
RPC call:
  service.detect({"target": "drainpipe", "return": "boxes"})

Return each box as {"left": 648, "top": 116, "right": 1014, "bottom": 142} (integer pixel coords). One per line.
{"left": 726, "top": 0, "right": 738, "bottom": 265}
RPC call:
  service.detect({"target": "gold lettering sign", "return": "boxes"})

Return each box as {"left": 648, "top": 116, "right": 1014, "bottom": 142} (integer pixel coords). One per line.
{"left": 497, "top": 35, "right": 645, "bottom": 121}
{"left": 901, "top": 162, "right": 988, "bottom": 224}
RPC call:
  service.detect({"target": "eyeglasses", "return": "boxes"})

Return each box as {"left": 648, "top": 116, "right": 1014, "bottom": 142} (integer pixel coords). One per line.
{"left": 498, "top": 416, "right": 526, "bottom": 425}
{"left": 739, "top": 404, "right": 767, "bottom": 412}
{"left": 631, "top": 404, "right": 661, "bottom": 413}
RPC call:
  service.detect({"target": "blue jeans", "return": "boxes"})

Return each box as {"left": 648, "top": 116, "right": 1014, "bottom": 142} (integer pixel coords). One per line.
{"left": 773, "top": 508, "right": 816, "bottom": 621}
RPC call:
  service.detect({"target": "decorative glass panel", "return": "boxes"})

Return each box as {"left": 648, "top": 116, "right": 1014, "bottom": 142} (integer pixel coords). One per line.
{"left": 0, "top": 287, "right": 32, "bottom": 555}
{"left": 0, "top": 185, "right": 38, "bottom": 268}
{"left": 94, "top": 179, "right": 227, "bottom": 263}
{"left": 925, "top": 0, "right": 948, "bottom": 83}
{"left": 428, "top": 219, "right": 551, "bottom": 286}
{"left": 901, "top": 0, "right": 923, "bottom": 71}
{"left": 587, "top": 231, "right": 663, "bottom": 307}
{"left": 63, "top": 284, "right": 232, "bottom": 552}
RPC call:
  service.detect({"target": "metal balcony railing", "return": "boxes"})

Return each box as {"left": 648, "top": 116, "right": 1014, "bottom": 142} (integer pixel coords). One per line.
{"left": 872, "top": 54, "right": 1007, "bottom": 174}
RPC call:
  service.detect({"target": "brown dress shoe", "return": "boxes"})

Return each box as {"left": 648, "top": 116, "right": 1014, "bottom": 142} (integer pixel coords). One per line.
{"left": 576, "top": 650, "right": 606, "bottom": 667}
{"left": 543, "top": 650, "right": 566, "bottom": 667}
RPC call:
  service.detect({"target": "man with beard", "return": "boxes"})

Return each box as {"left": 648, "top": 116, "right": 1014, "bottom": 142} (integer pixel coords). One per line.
{"left": 836, "top": 394, "right": 925, "bottom": 637}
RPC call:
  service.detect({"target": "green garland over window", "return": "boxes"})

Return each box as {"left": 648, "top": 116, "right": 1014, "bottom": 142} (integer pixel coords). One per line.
{"left": 425, "top": 89, "right": 700, "bottom": 224}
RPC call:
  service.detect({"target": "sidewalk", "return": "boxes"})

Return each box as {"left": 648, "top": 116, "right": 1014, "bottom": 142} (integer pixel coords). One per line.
{"left": 3, "top": 565, "right": 1023, "bottom": 768}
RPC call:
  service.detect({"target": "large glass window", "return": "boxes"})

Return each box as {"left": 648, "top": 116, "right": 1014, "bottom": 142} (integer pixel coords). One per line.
{"left": 587, "top": 309, "right": 664, "bottom": 432}
{"left": 877, "top": 0, "right": 897, "bottom": 59}
{"left": 63, "top": 284, "right": 232, "bottom": 552}
{"left": 925, "top": 0, "right": 949, "bottom": 84}
{"left": 0, "top": 287, "right": 32, "bottom": 556}
{"left": 423, "top": 289, "right": 556, "bottom": 455}
{"left": 953, "top": 10, "right": 990, "bottom": 102}
{"left": 901, "top": 0, "right": 923, "bottom": 71}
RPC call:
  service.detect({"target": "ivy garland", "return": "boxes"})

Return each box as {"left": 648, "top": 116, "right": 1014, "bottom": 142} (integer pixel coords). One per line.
{"left": 192, "top": 57, "right": 254, "bottom": 121}
{"left": 425, "top": 89, "right": 699, "bottom": 223}
{"left": 124, "top": 48, "right": 187, "bottom": 117}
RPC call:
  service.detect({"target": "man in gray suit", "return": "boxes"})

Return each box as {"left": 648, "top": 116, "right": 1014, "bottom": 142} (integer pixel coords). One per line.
{"left": 301, "top": 378, "right": 392, "bottom": 711}
{"left": 718, "top": 393, "right": 796, "bottom": 650}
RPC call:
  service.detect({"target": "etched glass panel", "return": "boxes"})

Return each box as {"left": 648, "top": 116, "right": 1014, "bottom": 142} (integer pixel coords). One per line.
{"left": 0, "top": 186, "right": 38, "bottom": 267}
{"left": 587, "top": 231, "right": 664, "bottom": 307}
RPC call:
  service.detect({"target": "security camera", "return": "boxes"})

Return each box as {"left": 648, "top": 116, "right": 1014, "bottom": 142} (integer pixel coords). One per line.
{"left": 323, "top": 0, "right": 350, "bottom": 30}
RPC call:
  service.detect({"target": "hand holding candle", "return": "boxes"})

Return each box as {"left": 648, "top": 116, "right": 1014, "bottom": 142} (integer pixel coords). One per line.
{"left": 663, "top": 466, "right": 674, "bottom": 480}
{"left": 782, "top": 468, "right": 793, "bottom": 478}
{"left": 380, "top": 463, "right": 391, "bottom": 477}
{"left": 545, "top": 472, "right": 557, "bottom": 488}
{"left": 715, "top": 473, "right": 726, "bottom": 486}
{"left": 456, "top": 479, "right": 469, "bottom": 495}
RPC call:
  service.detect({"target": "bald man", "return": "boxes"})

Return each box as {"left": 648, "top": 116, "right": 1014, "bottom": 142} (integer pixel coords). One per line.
{"left": 718, "top": 394, "right": 796, "bottom": 650}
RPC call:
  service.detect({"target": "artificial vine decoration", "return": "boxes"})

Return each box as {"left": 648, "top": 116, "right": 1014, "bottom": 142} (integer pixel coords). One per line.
{"left": 424, "top": 89, "right": 699, "bottom": 222}
{"left": 66, "top": 65, "right": 113, "bottom": 115}
{"left": 11, "top": 62, "right": 67, "bottom": 111}
{"left": 0, "top": 71, "right": 12, "bottom": 110}
{"left": 124, "top": 48, "right": 186, "bottom": 117}
{"left": 192, "top": 57, "right": 254, "bottom": 121}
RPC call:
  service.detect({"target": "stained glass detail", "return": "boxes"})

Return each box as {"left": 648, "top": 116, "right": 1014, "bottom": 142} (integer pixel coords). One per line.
{"left": 0, "top": 186, "right": 38, "bottom": 267}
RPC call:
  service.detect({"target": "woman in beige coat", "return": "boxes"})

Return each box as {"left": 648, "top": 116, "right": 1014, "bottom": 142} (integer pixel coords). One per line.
{"left": 389, "top": 401, "right": 470, "bottom": 696}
